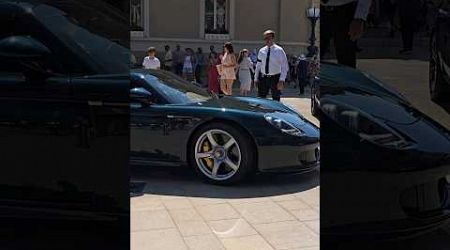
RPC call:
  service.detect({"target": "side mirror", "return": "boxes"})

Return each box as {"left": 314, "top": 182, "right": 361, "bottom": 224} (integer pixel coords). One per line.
{"left": 130, "top": 87, "right": 154, "bottom": 106}
{"left": 0, "top": 36, "right": 51, "bottom": 59}
{"left": 0, "top": 36, "right": 52, "bottom": 81}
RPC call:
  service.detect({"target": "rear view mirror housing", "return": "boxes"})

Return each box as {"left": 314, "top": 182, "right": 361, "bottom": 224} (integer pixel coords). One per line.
{"left": 0, "top": 36, "right": 53, "bottom": 81}
{"left": 0, "top": 35, "right": 51, "bottom": 59}
{"left": 130, "top": 87, "right": 154, "bottom": 106}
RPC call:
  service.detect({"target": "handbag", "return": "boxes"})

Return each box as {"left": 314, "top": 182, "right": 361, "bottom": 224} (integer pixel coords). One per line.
{"left": 216, "top": 64, "right": 224, "bottom": 76}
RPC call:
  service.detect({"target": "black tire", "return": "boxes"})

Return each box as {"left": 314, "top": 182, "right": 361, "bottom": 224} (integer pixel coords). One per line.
{"left": 311, "top": 94, "right": 319, "bottom": 117}
{"left": 311, "top": 80, "right": 319, "bottom": 117}
{"left": 430, "top": 31, "right": 449, "bottom": 102}
{"left": 188, "top": 122, "right": 256, "bottom": 185}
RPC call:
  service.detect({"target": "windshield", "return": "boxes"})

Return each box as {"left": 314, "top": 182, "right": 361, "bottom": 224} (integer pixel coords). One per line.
{"left": 32, "top": 4, "right": 129, "bottom": 74}
{"left": 145, "top": 71, "right": 212, "bottom": 104}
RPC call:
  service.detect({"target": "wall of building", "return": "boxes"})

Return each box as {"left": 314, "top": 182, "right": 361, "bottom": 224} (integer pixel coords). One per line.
{"left": 148, "top": 0, "right": 200, "bottom": 39}
{"left": 132, "top": 0, "right": 321, "bottom": 58}
{"left": 280, "top": 0, "right": 307, "bottom": 44}
{"left": 234, "top": 0, "right": 279, "bottom": 41}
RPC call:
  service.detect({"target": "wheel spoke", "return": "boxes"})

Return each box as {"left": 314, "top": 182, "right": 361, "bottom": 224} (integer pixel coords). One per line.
{"left": 196, "top": 129, "right": 241, "bottom": 181}
{"left": 206, "top": 131, "right": 218, "bottom": 147}
{"left": 223, "top": 137, "right": 236, "bottom": 150}
{"left": 211, "top": 160, "right": 221, "bottom": 177}
{"left": 224, "top": 157, "right": 239, "bottom": 171}
{"left": 196, "top": 151, "right": 213, "bottom": 159}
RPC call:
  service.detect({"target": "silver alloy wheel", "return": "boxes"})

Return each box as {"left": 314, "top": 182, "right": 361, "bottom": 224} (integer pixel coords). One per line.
{"left": 194, "top": 129, "right": 241, "bottom": 181}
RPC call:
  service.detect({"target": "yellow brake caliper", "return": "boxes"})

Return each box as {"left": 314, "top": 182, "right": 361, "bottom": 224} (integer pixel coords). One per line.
{"left": 202, "top": 140, "right": 214, "bottom": 169}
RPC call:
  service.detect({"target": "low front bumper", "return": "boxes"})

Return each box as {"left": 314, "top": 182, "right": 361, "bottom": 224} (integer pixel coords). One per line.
{"left": 321, "top": 164, "right": 450, "bottom": 240}
{"left": 257, "top": 142, "right": 320, "bottom": 173}
{"left": 322, "top": 210, "right": 450, "bottom": 242}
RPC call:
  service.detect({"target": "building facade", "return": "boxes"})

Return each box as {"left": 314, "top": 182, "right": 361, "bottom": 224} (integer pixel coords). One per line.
{"left": 131, "top": 0, "right": 320, "bottom": 57}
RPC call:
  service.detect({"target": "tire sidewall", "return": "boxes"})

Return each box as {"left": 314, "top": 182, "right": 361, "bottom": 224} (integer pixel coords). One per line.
{"left": 430, "top": 30, "right": 447, "bottom": 102}
{"left": 188, "top": 122, "right": 255, "bottom": 185}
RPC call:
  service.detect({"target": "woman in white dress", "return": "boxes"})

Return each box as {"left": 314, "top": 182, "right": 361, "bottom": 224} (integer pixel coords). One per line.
{"left": 236, "top": 49, "right": 254, "bottom": 96}
{"left": 182, "top": 48, "right": 196, "bottom": 82}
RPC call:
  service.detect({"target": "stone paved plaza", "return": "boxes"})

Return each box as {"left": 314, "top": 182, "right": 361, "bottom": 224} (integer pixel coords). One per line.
{"left": 130, "top": 95, "right": 320, "bottom": 250}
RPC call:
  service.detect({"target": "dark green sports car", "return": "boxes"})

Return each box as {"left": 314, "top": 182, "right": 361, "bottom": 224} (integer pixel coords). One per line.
{"left": 130, "top": 69, "right": 320, "bottom": 184}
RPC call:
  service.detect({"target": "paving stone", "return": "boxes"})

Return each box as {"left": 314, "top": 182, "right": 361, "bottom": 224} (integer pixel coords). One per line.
{"left": 131, "top": 209, "right": 175, "bottom": 232}
{"left": 208, "top": 218, "right": 258, "bottom": 238}
{"left": 276, "top": 199, "right": 311, "bottom": 211}
{"left": 290, "top": 208, "right": 320, "bottom": 221}
{"left": 197, "top": 203, "right": 240, "bottom": 221}
{"left": 176, "top": 220, "right": 213, "bottom": 237}
{"left": 254, "top": 220, "right": 319, "bottom": 249}
{"left": 184, "top": 234, "right": 225, "bottom": 250}
{"left": 232, "top": 201, "right": 295, "bottom": 224}
{"left": 221, "top": 235, "right": 274, "bottom": 250}
{"left": 163, "top": 197, "right": 194, "bottom": 210}
{"left": 131, "top": 228, "right": 187, "bottom": 250}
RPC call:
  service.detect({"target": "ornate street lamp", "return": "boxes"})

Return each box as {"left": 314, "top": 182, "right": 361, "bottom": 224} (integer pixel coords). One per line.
{"left": 306, "top": 7, "right": 320, "bottom": 57}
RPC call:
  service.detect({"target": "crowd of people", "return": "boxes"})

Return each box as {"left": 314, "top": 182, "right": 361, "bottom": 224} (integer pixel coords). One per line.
{"left": 320, "top": 0, "right": 438, "bottom": 68}
{"left": 366, "top": 0, "right": 438, "bottom": 54}
{"left": 140, "top": 30, "right": 320, "bottom": 101}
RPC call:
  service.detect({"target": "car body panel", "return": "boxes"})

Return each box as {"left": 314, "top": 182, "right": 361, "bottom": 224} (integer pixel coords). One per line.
{"left": 130, "top": 70, "right": 320, "bottom": 172}
{"left": 0, "top": 1, "right": 129, "bottom": 244}
{"left": 319, "top": 62, "right": 450, "bottom": 238}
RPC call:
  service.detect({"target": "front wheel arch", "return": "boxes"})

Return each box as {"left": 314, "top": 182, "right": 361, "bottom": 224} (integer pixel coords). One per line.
{"left": 186, "top": 118, "right": 259, "bottom": 172}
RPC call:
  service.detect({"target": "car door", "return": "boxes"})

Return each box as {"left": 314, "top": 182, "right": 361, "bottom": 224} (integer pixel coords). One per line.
{"left": 0, "top": 2, "right": 128, "bottom": 223}
{"left": 0, "top": 56, "right": 93, "bottom": 214}
{"left": 130, "top": 84, "right": 183, "bottom": 166}
{"left": 0, "top": 6, "right": 80, "bottom": 210}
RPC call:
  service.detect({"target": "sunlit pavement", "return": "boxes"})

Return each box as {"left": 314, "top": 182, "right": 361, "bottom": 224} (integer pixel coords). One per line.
{"left": 130, "top": 91, "right": 320, "bottom": 250}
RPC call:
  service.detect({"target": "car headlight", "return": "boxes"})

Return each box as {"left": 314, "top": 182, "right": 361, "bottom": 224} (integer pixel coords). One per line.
{"left": 264, "top": 114, "right": 304, "bottom": 137}
{"left": 321, "top": 99, "right": 414, "bottom": 149}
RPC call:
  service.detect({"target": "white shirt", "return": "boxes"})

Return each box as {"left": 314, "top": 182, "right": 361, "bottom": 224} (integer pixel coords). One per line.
{"left": 254, "top": 44, "right": 289, "bottom": 82}
{"left": 322, "top": 0, "right": 372, "bottom": 20}
{"left": 142, "top": 56, "right": 160, "bottom": 70}
{"left": 164, "top": 51, "right": 173, "bottom": 67}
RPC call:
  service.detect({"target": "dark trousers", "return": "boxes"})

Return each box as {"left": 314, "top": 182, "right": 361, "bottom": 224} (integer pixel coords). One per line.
{"left": 175, "top": 63, "right": 183, "bottom": 76}
{"left": 195, "top": 66, "right": 203, "bottom": 84}
{"left": 258, "top": 74, "right": 281, "bottom": 101}
{"left": 321, "top": 2, "right": 357, "bottom": 68}
{"left": 163, "top": 65, "right": 172, "bottom": 72}
{"left": 298, "top": 77, "right": 308, "bottom": 94}
{"left": 400, "top": 16, "right": 417, "bottom": 50}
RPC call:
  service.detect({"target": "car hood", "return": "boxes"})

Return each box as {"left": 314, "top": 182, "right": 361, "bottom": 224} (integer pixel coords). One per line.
{"left": 171, "top": 96, "right": 300, "bottom": 115}
{"left": 321, "top": 63, "right": 407, "bottom": 102}
{"left": 320, "top": 63, "right": 420, "bottom": 125}
{"left": 167, "top": 96, "right": 316, "bottom": 129}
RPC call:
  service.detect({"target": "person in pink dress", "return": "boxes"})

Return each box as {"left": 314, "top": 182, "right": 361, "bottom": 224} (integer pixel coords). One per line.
{"left": 219, "top": 42, "right": 237, "bottom": 95}
{"left": 207, "top": 48, "right": 220, "bottom": 94}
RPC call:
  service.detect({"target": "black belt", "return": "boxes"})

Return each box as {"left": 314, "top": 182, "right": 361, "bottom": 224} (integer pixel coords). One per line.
{"left": 261, "top": 73, "right": 280, "bottom": 78}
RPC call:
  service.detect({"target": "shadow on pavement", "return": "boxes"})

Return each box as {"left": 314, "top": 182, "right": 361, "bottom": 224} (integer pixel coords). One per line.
{"left": 130, "top": 165, "right": 319, "bottom": 199}
{"left": 434, "top": 100, "right": 450, "bottom": 115}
